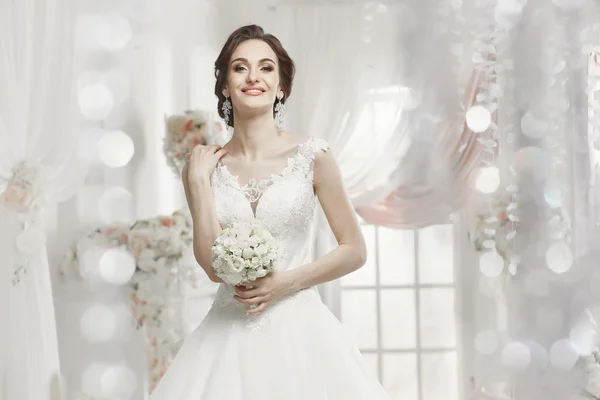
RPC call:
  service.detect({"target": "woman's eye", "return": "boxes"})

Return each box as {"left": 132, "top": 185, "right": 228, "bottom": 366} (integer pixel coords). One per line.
{"left": 261, "top": 66, "right": 274, "bottom": 72}
{"left": 234, "top": 66, "right": 246, "bottom": 72}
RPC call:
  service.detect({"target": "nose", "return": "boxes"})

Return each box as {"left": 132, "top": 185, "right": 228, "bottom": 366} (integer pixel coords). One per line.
{"left": 247, "top": 69, "right": 258, "bottom": 83}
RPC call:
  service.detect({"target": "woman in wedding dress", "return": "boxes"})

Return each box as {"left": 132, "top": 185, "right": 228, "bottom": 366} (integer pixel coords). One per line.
{"left": 150, "top": 24, "right": 389, "bottom": 400}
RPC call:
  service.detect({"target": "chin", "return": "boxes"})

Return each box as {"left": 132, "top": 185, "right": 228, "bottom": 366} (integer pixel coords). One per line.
{"left": 236, "top": 98, "right": 273, "bottom": 112}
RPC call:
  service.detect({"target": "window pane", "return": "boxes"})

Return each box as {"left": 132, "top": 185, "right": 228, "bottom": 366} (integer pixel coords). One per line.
{"left": 340, "top": 290, "right": 378, "bottom": 348}
{"left": 342, "top": 225, "right": 376, "bottom": 287}
{"left": 381, "top": 289, "right": 416, "bottom": 349}
{"left": 361, "top": 352, "right": 379, "bottom": 380}
{"left": 418, "top": 225, "right": 454, "bottom": 284}
{"left": 421, "top": 352, "right": 458, "bottom": 400}
{"left": 419, "top": 288, "right": 456, "bottom": 348}
{"left": 379, "top": 228, "right": 415, "bottom": 285}
{"left": 382, "top": 353, "right": 418, "bottom": 400}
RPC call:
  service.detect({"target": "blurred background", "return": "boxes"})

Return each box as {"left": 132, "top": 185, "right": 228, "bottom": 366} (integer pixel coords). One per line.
{"left": 2, "top": 0, "right": 600, "bottom": 399}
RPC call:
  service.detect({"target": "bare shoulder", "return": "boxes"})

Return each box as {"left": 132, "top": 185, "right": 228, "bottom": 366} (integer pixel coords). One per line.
{"left": 313, "top": 143, "right": 340, "bottom": 189}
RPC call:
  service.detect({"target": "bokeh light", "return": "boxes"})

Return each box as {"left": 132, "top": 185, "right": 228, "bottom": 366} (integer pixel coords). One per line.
{"left": 475, "top": 166, "right": 500, "bottom": 194}
{"left": 479, "top": 252, "right": 505, "bottom": 278}
{"left": 545, "top": 241, "right": 573, "bottom": 274}
{"left": 78, "top": 83, "right": 115, "bottom": 121}
{"left": 466, "top": 105, "right": 492, "bottom": 133}
{"left": 95, "top": 14, "right": 133, "bottom": 51}
{"left": 500, "top": 341, "right": 531, "bottom": 370}
{"left": 80, "top": 304, "right": 117, "bottom": 343}
{"left": 97, "top": 130, "right": 135, "bottom": 168}
{"left": 99, "top": 247, "right": 136, "bottom": 285}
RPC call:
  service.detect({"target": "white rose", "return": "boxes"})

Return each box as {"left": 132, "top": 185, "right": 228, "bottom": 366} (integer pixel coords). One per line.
{"left": 225, "top": 272, "right": 244, "bottom": 286}
{"left": 231, "top": 245, "right": 243, "bottom": 257}
{"left": 242, "top": 248, "right": 254, "bottom": 259}
{"left": 233, "top": 257, "right": 247, "bottom": 273}
{"left": 255, "top": 244, "right": 268, "bottom": 256}
{"left": 246, "top": 269, "right": 259, "bottom": 281}
{"left": 212, "top": 245, "right": 225, "bottom": 257}
{"left": 249, "top": 235, "right": 261, "bottom": 247}
{"left": 225, "top": 257, "right": 237, "bottom": 272}
{"left": 258, "top": 229, "right": 274, "bottom": 240}
{"left": 250, "top": 257, "right": 260, "bottom": 267}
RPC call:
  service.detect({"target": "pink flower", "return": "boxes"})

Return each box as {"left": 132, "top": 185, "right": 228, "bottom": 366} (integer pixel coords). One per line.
{"left": 129, "top": 236, "right": 150, "bottom": 257}
{"left": 1, "top": 183, "right": 34, "bottom": 212}
{"left": 160, "top": 218, "right": 174, "bottom": 227}
{"left": 498, "top": 211, "right": 507, "bottom": 222}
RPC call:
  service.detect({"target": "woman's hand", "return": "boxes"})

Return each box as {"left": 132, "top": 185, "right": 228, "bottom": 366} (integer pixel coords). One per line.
{"left": 233, "top": 271, "right": 296, "bottom": 315}
{"left": 186, "top": 144, "right": 227, "bottom": 185}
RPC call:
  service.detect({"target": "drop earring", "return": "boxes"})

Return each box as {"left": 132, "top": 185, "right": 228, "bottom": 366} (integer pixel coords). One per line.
{"left": 222, "top": 96, "right": 232, "bottom": 126}
{"left": 275, "top": 92, "right": 285, "bottom": 130}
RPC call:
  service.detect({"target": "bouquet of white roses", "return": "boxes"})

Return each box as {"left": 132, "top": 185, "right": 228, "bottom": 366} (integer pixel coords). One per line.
{"left": 211, "top": 221, "right": 278, "bottom": 285}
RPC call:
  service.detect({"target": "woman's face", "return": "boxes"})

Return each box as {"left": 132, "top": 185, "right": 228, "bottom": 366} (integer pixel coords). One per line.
{"left": 223, "top": 39, "right": 281, "bottom": 116}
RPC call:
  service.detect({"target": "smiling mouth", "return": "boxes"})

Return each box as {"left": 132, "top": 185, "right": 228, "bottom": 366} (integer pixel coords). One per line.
{"left": 241, "top": 88, "right": 266, "bottom": 95}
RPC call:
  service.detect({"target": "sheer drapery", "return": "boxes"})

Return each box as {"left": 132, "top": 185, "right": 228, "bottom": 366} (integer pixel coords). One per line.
{"left": 356, "top": 70, "right": 485, "bottom": 228}
{"left": 266, "top": 5, "right": 407, "bottom": 208}
{"left": 0, "top": 0, "right": 83, "bottom": 399}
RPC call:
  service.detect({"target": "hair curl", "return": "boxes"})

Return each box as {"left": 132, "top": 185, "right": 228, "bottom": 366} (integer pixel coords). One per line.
{"left": 214, "top": 24, "right": 295, "bottom": 127}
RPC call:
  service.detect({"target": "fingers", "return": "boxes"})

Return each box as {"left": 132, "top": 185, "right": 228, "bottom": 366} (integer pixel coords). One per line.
{"left": 207, "top": 144, "right": 223, "bottom": 153}
{"left": 215, "top": 148, "right": 228, "bottom": 160}
{"left": 246, "top": 301, "right": 270, "bottom": 315}
{"left": 234, "top": 295, "right": 268, "bottom": 306}
{"left": 234, "top": 287, "right": 261, "bottom": 298}
{"left": 191, "top": 144, "right": 221, "bottom": 156}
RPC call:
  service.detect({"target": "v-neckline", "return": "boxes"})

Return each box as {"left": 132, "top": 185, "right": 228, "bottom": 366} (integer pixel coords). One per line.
{"left": 216, "top": 139, "right": 307, "bottom": 218}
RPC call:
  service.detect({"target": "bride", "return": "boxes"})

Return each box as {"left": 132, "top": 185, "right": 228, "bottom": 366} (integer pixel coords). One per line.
{"left": 150, "top": 24, "right": 389, "bottom": 399}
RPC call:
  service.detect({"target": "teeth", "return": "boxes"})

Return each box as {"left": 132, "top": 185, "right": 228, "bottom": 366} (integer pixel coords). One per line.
{"left": 246, "top": 90, "right": 262, "bottom": 93}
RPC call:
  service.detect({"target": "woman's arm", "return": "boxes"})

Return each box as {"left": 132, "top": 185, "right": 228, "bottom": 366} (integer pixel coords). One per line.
{"left": 286, "top": 148, "right": 367, "bottom": 291}
{"left": 233, "top": 146, "right": 366, "bottom": 314}
{"left": 182, "top": 162, "right": 224, "bottom": 283}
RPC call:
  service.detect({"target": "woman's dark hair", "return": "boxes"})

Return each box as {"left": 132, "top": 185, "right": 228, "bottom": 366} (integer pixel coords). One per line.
{"left": 214, "top": 24, "right": 295, "bottom": 127}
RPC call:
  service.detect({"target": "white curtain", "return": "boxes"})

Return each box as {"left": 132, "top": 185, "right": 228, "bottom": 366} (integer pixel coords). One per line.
{"left": 265, "top": 5, "right": 407, "bottom": 208}
{"left": 0, "top": 0, "right": 83, "bottom": 399}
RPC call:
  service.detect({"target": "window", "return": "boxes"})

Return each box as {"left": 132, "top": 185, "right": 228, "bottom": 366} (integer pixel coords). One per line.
{"left": 337, "top": 224, "right": 459, "bottom": 400}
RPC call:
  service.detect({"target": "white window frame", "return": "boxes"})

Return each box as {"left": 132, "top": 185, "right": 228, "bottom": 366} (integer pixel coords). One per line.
{"left": 325, "top": 222, "right": 466, "bottom": 400}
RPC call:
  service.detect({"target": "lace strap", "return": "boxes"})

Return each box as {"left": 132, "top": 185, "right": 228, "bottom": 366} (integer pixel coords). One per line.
{"left": 291, "top": 136, "right": 330, "bottom": 183}
{"left": 302, "top": 136, "right": 329, "bottom": 160}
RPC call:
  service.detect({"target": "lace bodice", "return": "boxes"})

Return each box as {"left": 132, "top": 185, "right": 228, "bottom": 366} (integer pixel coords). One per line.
{"left": 210, "top": 135, "right": 329, "bottom": 272}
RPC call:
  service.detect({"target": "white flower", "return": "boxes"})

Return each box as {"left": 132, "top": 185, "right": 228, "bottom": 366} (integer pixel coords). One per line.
{"left": 211, "top": 221, "right": 278, "bottom": 285}
{"left": 223, "top": 237, "right": 236, "bottom": 248}
{"left": 255, "top": 244, "right": 268, "bottom": 256}
{"left": 242, "top": 248, "right": 254, "bottom": 259}
{"left": 231, "top": 245, "right": 243, "bottom": 257}
{"left": 249, "top": 235, "right": 261, "bottom": 248}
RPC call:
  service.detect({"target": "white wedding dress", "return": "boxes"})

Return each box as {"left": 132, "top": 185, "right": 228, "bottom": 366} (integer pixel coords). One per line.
{"left": 150, "top": 136, "right": 389, "bottom": 400}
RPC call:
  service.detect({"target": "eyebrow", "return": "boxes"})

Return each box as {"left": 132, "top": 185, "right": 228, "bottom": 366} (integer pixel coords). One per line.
{"left": 231, "top": 57, "right": 276, "bottom": 65}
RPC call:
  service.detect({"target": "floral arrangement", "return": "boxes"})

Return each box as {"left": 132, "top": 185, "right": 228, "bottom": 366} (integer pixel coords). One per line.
{"left": 468, "top": 190, "right": 519, "bottom": 265}
{"left": 163, "top": 110, "right": 224, "bottom": 177}
{"left": 212, "top": 221, "right": 279, "bottom": 286}
{"left": 0, "top": 160, "right": 44, "bottom": 213}
{"left": 1, "top": 160, "right": 46, "bottom": 285}
{"left": 59, "top": 210, "right": 198, "bottom": 390}
{"left": 582, "top": 349, "right": 600, "bottom": 399}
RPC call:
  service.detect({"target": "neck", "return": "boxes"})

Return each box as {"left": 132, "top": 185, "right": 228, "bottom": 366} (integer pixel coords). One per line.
{"left": 229, "top": 111, "right": 281, "bottom": 159}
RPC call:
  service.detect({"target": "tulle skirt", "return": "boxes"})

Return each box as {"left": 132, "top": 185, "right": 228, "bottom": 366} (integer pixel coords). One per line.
{"left": 149, "top": 286, "right": 389, "bottom": 400}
